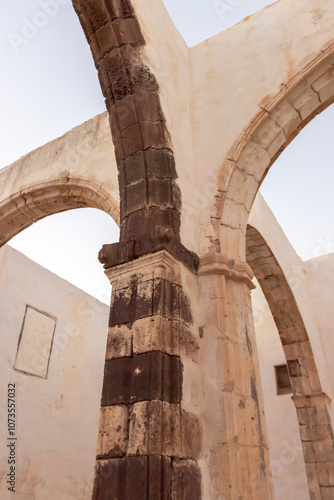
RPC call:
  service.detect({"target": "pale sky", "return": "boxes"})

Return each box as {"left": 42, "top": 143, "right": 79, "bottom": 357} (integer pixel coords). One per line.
{"left": 1, "top": 0, "right": 333, "bottom": 303}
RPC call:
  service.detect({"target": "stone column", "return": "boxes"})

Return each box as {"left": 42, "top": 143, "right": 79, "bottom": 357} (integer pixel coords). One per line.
{"left": 198, "top": 253, "right": 274, "bottom": 500}
{"left": 92, "top": 250, "right": 202, "bottom": 499}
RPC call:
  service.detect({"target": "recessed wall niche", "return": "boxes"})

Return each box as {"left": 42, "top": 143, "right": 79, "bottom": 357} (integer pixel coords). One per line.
{"left": 14, "top": 305, "right": 57, "bottom": 379}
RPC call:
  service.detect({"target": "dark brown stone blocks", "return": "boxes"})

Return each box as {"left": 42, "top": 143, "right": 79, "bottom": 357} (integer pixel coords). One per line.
{"left": 74, "top": 0, "right": 196, "bottom": 269}
{"left": 77, "top": 1, "right": 139, "bottom": 51}
{"left": 120, "top": 179, "right": 181, "bottom": 219}
{"left": 113, "top": 18, "right": 144, "bottom": 47}
{"left": 140, "top": 121, "right": 171, "bottom": 151}
{"left": 74, "top": 0, "right": 135, "bottom": 30}
{"left": 110, "top": 95, "right": 138, "bottom": 132}
{"left": 145, "top": 148, "right": 177, "bottom": 179}
{"left": 104, "top": 48, "right": 128, "bottom": 85}
{"left": 95, "top": 23, "right": 118, "bottom": 58}
{"left": 93, "top": 456, "right": 171, "bottom": 500}
{"left": 123, "top": 147, "right": 176, "bottom": 185}
{"left": 80, "top": 1, "right": 110, "bottom": 34}
{"left": 124, "top": 151, "right": 146, "bottom": 183}
{"left": 93, "top": 456, "right": 202, "bottom": 500}
{"left": 112, "top": 74, "right": 133, "bottom": 103}
{"left": 153, "top": 279, "right": 178, "bottom": 319}
{"left": 97, "top": 48, "right": 135, "bottom": 103}
{"left": 118, "top": 122, "right": 143, "bottom": 158}
{"left": 109, "top": 278, "right": 193, "bottom": 326}
{"left": 100, "top": 50, "right": 159, "bottom": 107}
{"left": 131, "top": 62, "right": 160, "bottom": 96}
{"left": 122, "top": 179, "right": 147, "bottom": 213}
{"left": 73, "top": 3, "right": 202, "bottom": 499}
{"left": 148, "top": 178, "right": 181, "bottom": 209}
{"left": 110, "top": 91, "right": 165, "bottom": 135}
{"left": 101, "top": 352, "right": 183, "bottom": 406}
{"left": 105, "top": 0, "right": 135, "bottom": 21}
{"left": 123, "top": 207, "right": 181, "bottom": 241}
{"left": 75, "top": 0, "right": 200, "bottom": 278}
{"left": 171, "top": 459, "right": 202, "bottom": 500}
{"left": 113, "top": 121, "right": 171, "bottom": 162}
{"left": 99, "top": 237, "right": 199, "bottom": 273}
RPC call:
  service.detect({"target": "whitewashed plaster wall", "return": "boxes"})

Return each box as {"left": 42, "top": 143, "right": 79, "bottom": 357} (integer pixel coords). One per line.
{"left": 0, "top": 245, "right": 109, "bottom": 500}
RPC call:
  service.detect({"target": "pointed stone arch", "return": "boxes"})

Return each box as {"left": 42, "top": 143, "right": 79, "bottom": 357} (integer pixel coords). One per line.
{"left": 0, "top": 112, "right": 121, "bottom": 247}
{"left": 0, "top": 178, "right": 117, "bottom": 247}
{"left": 246, "top": 224, "right": 334, "bottom": 499}
{"left": 215, "top": 45, "right": 334, "bottom": 261}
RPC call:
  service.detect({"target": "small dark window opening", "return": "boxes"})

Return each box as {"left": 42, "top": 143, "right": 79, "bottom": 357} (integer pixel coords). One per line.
{"left": 275, "top": 364, "right": 292, "bottom": 395}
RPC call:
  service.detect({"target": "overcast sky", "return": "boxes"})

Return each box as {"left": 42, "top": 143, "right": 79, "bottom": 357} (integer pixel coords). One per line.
{"left": 1, "top": 0, "right": 333, "bottom": 303}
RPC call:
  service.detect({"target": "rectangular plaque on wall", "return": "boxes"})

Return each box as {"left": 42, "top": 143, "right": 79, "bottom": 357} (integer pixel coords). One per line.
{"left": 14, "top": 306, "right": 57, "bottom": 379}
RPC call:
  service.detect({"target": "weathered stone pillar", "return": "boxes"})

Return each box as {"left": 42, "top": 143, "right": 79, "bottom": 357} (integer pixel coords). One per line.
{"left": 292, "top": 393, "right": 334, "bottom": 499}
{"left": 198, "top": 253, "right": 274, "bottom": 500}
{"left": 72, "top": 2, "right": 273, "bottom": 498}
{"left": 93, "top": 251, "right": 202, "bottom": 499}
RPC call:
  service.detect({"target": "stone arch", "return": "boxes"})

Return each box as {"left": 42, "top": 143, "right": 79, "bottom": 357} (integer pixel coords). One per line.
{"left": 246, "top": 224, "right": 334, "bottom": 499}
{"left": 216, "top": 44, "right": 334, "bottom": 260}
{"left": 0, "top": 178, "right": 117, "bottom": 247}
{"left": 0, "top": 111, "right": 121, "bottom": 246}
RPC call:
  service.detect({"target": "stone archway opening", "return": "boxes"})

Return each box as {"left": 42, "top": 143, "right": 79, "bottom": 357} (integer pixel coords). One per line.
{"left": 9, "top": 206, "right": 119, "bottom": 302}
{"left": 259, "top": 103, "right": 334, "bottom": 263}
{"left": 246, "top": 224, "right": 334, "bottom": 500}
{"left": 0, "top": 179, "right": 118, "bottom": 249}
{"left": 215, "top": 46, "right": 334, "bottom": 262}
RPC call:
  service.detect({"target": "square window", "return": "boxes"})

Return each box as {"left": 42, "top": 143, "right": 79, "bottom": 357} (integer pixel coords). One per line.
{"left": 275, "top": 364, "right": 292, "bottom": 395}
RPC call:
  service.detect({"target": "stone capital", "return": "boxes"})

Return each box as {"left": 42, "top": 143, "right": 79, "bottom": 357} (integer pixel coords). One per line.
{"left": 198, "top": 252, "right": 256, "bottom": 289}
{"left": 104, "top": 249, "right": 185, "bottom": 288}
